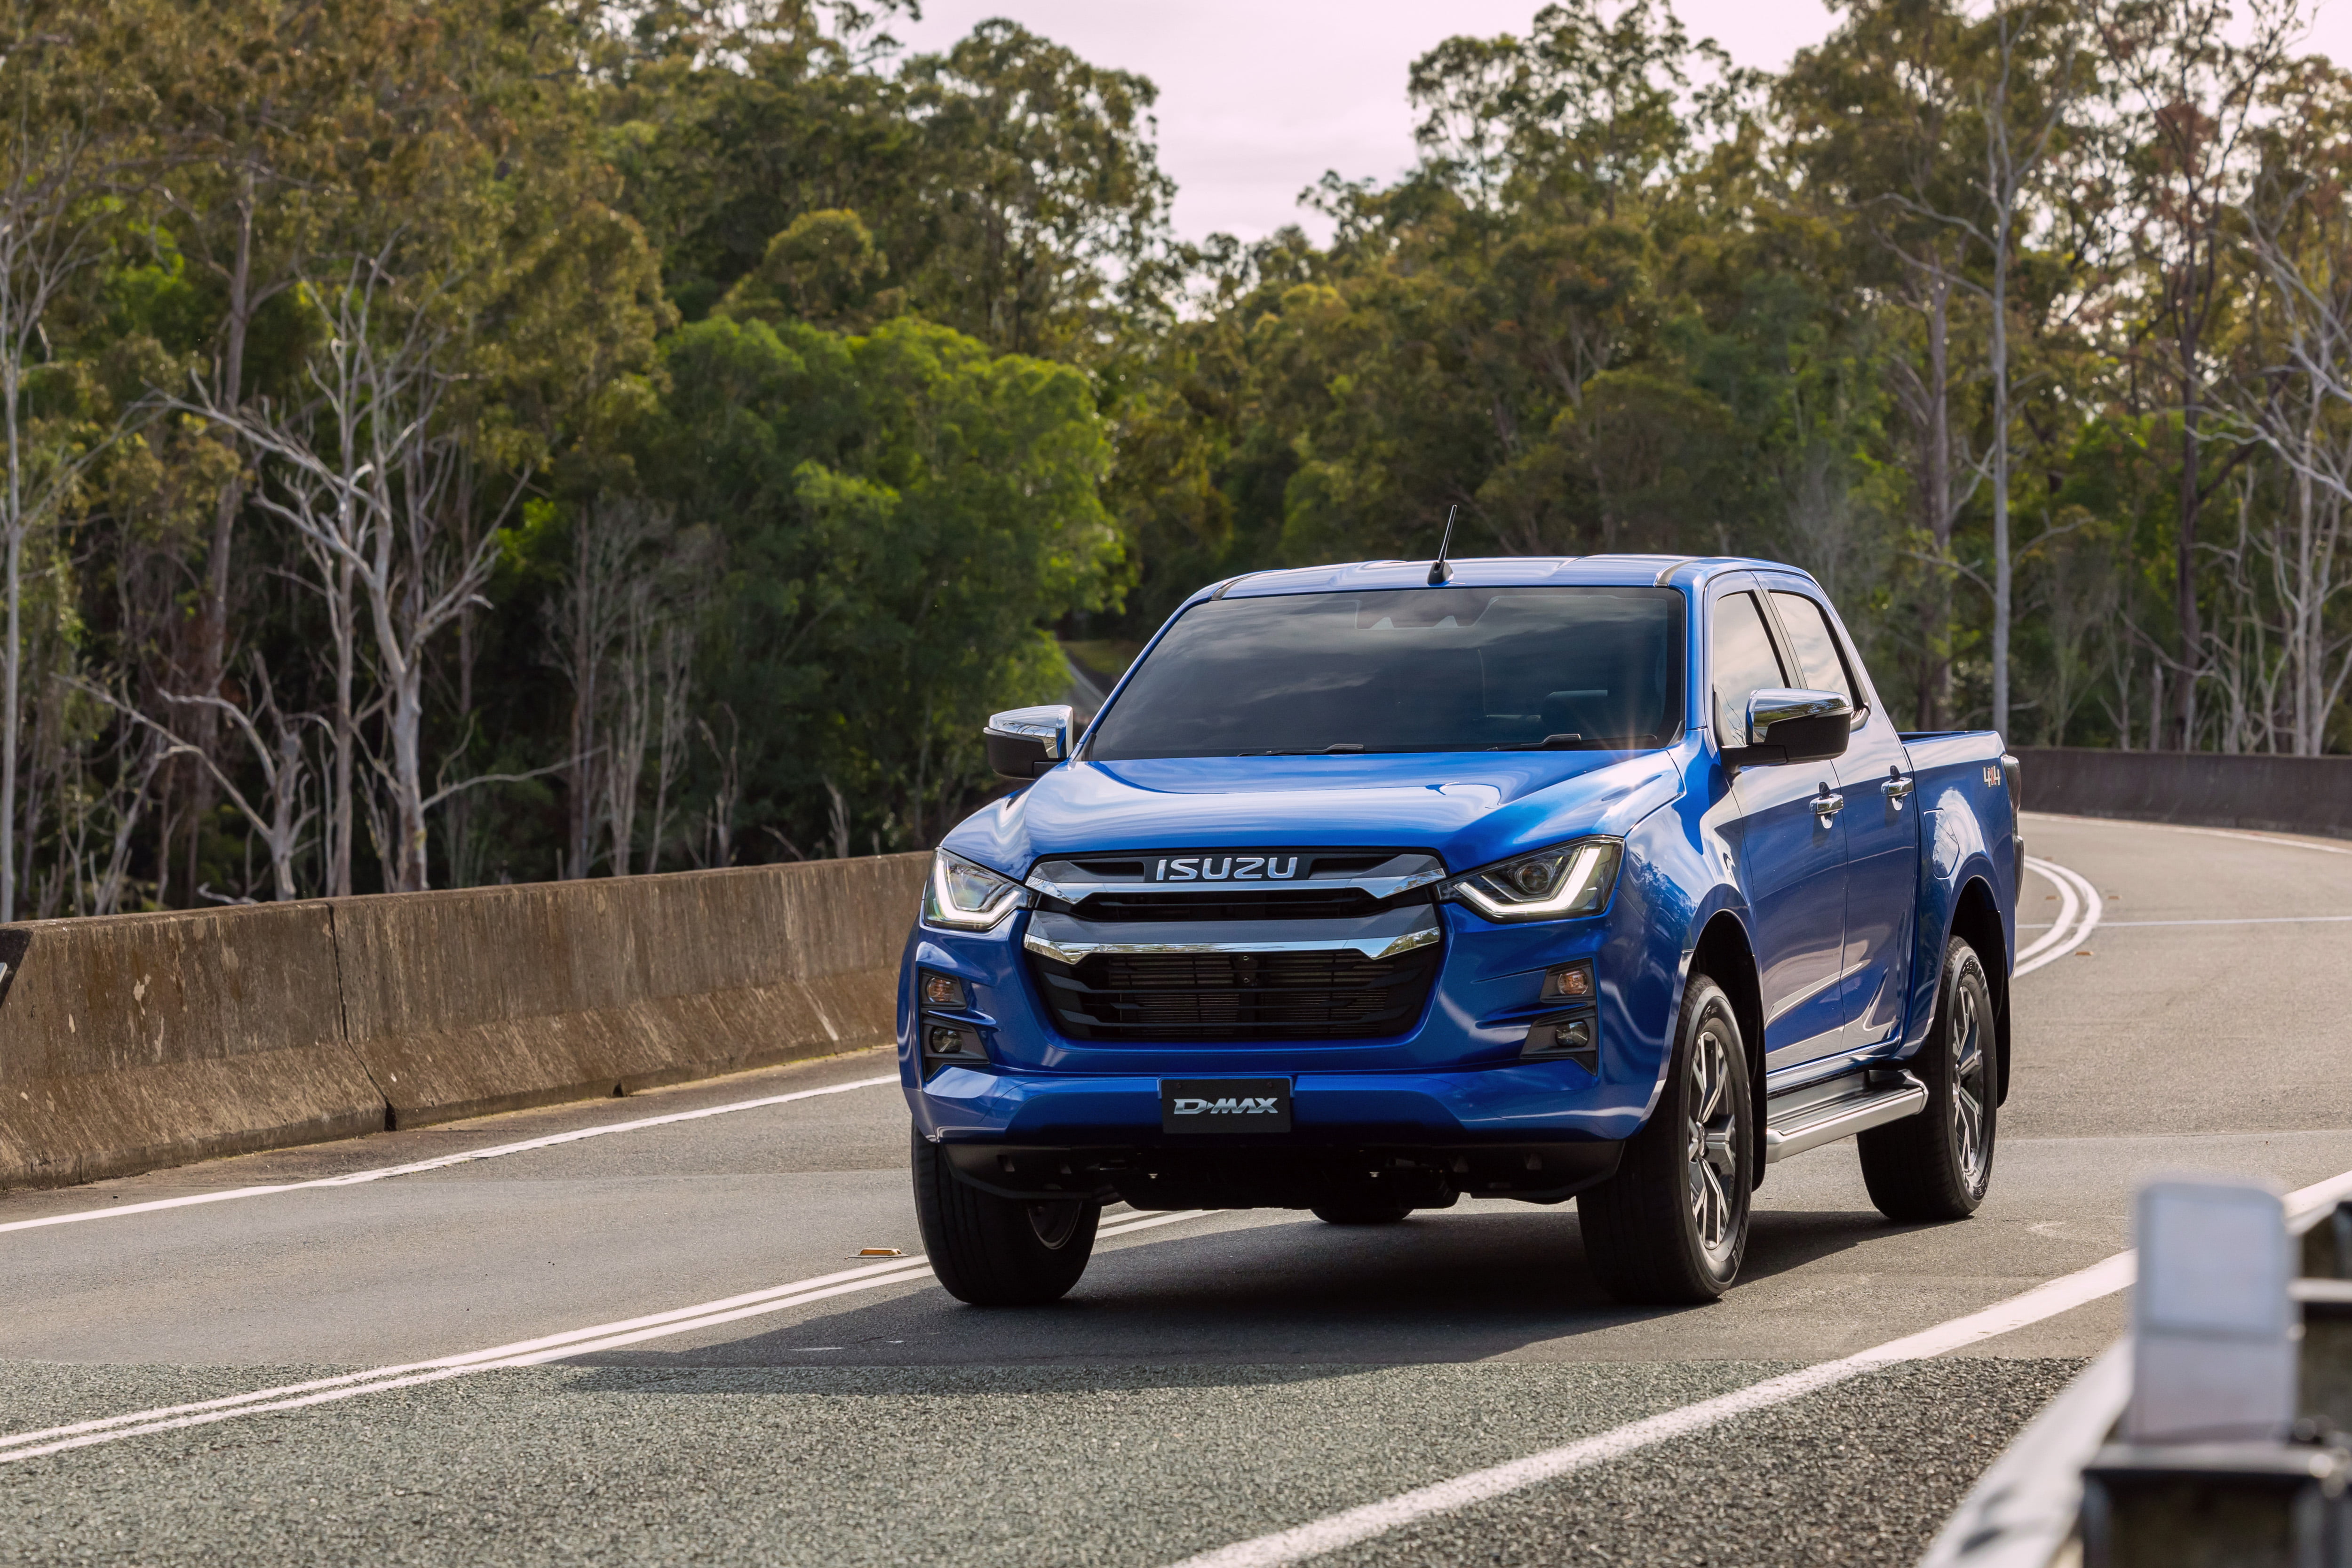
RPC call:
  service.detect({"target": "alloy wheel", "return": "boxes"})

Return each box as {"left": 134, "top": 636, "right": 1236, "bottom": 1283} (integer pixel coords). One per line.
{"left": 1683, "top": 1022, "right": 1741, "bottom": 1265}
{"left": 1949, "top": 977, "right": 1989, "bottom": 1190}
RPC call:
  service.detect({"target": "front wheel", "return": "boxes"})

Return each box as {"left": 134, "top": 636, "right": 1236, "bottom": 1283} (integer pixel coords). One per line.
{"left": 1857, "top": 938, "right": 1996, "bottom": 1221}
{"left": 1579, "top": 974, "right": 1754, "bottom": 1304}
{"left": 911, "top": 1130, "right": 1100, "bottom": 1305}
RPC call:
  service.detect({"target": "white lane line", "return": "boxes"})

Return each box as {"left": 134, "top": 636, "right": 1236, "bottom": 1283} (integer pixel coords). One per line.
{"left": 2014, "top": 861, "right": 2080, "bottom": 969}
{"left": 0, "top": 1074, "right": 902, "bottom": 1236}
{"left": 0, "top": 1208, "right": 1214, "bottom": 1464}
{"left": 2018, "top": 858, "right": 2103, "bottom": 976}
{"left": 1164, "top": 1168, "right": 2352, "bottom": 1568}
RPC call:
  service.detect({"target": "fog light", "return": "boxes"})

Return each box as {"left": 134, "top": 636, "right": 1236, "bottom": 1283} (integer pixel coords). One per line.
{"left": 920, "top": 969, "right": 969, "bottom": 1009}
{"left": 1542, "top": 961, "right": 1594, "bottom": 1001}
{"left": 924, "top": 1022, "right": 977, "bottom": 1057}
{"left": 1521, "top": 1008, "right": 1598, "bottom": 1067}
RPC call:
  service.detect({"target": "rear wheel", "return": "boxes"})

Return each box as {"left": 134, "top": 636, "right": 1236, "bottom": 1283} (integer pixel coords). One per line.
{"left": 1857, "top": 938, "right": 1996, "bottom": 1222}
{"left": 911, "top": 1130, "right": 1100, "bottom": 1305}
{"left": 1311, "top": 1198, "right": 1414, "bottom": 1225}
{"left": 1579, "top": 974, "right": 1754, "bottom": 1305}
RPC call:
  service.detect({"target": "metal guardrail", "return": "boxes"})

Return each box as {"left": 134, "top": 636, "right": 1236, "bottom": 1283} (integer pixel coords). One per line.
{"left": 1923, "top": 1186, "right": 2352, "bottom": 1568}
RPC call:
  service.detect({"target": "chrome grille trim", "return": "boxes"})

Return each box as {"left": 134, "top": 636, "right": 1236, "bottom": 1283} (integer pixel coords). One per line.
{"left": 1024, "top": 922, "right": 1441, "bottom": 965}
{"left": 1024, "top": 851, "right": 1445, "bottom": 906}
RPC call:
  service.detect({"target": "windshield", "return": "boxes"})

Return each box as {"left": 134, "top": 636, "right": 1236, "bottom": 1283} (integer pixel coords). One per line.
{"left": 1087, "top": 587, "right": 1685, "bottom": 759}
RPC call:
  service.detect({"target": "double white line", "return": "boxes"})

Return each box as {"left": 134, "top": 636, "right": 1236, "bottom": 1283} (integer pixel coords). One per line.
{"left": 2018, "top": 857, "right": 2103, "bottom": 977}
{"left": 0, "top": 1209, "right": 1208, "bottom": 1465}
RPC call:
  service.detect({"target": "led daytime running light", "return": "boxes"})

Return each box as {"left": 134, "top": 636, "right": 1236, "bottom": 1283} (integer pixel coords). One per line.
{"left": 1447, "top": 840, "right": 1621, "bottom": 922}
{"left": 925, "top": 851, "right": 1026, "bottom": 931}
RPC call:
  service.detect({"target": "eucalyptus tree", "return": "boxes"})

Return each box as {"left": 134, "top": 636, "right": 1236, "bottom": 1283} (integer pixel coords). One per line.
{"left": 2099, "top": 0, "right": 2302, "bottom": 748}
{"left": 0, "top": 0, "right": 153, "bottom": 921}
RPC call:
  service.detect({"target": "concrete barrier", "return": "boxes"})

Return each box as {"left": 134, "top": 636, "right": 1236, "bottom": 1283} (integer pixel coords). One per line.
{"left": 334, "top": 855, "right": 927, "bottom": 1128}
{"left": 0, "top": 853, "right": 927, "bottom": 1191}
{"left": 2010, "top": 748, "right": 2352, "bottom": 842}
{"left": 0, "top": 903, "right": 384, "bottom": 1190}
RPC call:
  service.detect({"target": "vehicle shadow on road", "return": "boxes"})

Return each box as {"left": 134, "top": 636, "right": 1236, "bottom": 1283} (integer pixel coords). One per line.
{"left": 558, "top": 1201, "right": 1919, "bottom": 1381}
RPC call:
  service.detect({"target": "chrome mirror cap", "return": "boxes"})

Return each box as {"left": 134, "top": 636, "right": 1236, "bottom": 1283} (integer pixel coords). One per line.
{"left": 1744, "top": 688, "right": 1851, "bottom": 747}
{"left": 985, "top": 704, "right": 1076, "bottom": 781}
{"left": 1726, "top": 687, "right": 1853, "bottom": 771}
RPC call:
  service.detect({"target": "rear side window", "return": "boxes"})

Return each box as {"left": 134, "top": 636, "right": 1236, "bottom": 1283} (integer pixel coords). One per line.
{"left": 1770, "top": 591, "right": 1857, "bottom": 708}
{"left": 1711, "top": 591, "right": 1787, "bottom": 744}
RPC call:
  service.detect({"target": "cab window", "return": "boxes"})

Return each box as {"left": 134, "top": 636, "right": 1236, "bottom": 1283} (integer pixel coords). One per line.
{"left": 1710, "top": 591, "right": 1787, "bottom": 745}
{"left": 1768, "top": 591, "right": 1858, "bottom": 709}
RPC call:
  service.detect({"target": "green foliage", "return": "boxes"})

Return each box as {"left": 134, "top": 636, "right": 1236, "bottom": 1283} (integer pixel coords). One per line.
{"left": 637, "top": 313, "right": 1122, "bottom": 845}
{"left": 7, "top": 0, "right": 2350, "bottom": 915}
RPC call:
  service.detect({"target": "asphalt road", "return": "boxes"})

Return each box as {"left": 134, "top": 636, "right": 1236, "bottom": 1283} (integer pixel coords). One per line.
{"left": 3, "top": 811, "right": 2348, "bottom": 1567}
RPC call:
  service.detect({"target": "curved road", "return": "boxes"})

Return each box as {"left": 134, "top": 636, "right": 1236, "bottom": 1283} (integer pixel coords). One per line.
{"left": 2, "top": 812, "right": 2349, "bottom": 1566}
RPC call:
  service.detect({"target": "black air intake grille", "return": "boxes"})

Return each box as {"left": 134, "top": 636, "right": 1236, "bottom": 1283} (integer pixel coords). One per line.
{"left": 1072, "top": 888, "right": 1382, "bottom": 922}
{"left": 1030, "top": 946, "right": 1438, "bottom": 1042}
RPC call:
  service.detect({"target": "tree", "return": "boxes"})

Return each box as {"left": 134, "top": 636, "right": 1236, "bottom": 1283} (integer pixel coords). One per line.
{"left": 0, "top": 1, "right": 151, "bottom": 920}
{"left": 638, "top": 311, "right": 1123, "bottom": 847}
{"left": 2101, "top": 0, "right": 2301, "bottom": 748}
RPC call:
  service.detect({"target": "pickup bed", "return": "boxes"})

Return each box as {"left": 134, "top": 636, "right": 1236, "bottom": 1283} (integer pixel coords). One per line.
{"left": 900, "top": 554, "right": 2021, "bottom": 1305}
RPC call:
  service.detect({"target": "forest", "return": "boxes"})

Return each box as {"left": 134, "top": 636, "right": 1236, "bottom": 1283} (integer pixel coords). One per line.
{"left": 0, "top": 0, "right": 2346, "bottom": 917}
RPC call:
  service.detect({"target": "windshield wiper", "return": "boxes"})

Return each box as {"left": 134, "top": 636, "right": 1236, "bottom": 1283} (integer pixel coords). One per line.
{"left": 1240, "top": 742, "right": 1365, "bottom": 756}
{"left": 1493, "top": 733, "right": 1588, "bottom": 751}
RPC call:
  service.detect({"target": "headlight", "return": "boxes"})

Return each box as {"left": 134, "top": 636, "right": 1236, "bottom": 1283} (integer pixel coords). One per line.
{"left": 1443, "top": 839, "right": 1622, "bottom": 922}
{"left": 924, "top": 851, "right": 1027, "bottom": 931}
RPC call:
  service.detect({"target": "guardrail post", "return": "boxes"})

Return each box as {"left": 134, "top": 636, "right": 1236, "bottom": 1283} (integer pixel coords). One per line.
{"left": 2124, "top": 1180, "right": 2296, "bottom": 1445}
{"left": 2077, "top": 1180, "right": 2352, "bottom": 1568}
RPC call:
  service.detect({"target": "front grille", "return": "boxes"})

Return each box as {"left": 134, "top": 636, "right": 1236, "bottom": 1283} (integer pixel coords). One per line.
{"left": 1030, "top": 947, "right": 1439, "bottom": 1042}
{"left": 1072, "top": 888, "right": 1381, "bottom": 922}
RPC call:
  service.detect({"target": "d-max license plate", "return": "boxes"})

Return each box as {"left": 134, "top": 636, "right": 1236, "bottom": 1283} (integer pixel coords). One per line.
{"left": 1160, "top": 1078, "right": 1292, "bottom": 1134}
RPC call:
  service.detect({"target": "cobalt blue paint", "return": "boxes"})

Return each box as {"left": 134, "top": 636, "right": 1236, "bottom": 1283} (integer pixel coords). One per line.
{"left": 898, "top": 556, "right": 2019, "bottom": 1219}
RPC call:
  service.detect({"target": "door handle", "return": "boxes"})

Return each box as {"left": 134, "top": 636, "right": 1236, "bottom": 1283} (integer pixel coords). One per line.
{"left": 1882, "top": 772, "right": 1914, "bottom": 806}
{"left": 1813, "top": 788, "right": 1845, "bottom": 823}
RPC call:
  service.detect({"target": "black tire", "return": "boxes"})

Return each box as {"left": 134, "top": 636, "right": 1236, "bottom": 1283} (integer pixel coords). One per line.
{"left": 1858, "top": 938, "right": 1996, "bottom": 1222}
{"left": 911, "top": 1130, "right": 1100, "bottom": 1305}
{"left": 1311, "top": 1198, "right": 1414, "bottom": 1225}
{"left": 1579, "top": 974, "right": 1754, "bottom": 1305}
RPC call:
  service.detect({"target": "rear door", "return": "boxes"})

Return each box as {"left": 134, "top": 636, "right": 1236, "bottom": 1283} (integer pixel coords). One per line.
{"left": 1709, "top": 584, "right": 1849, "bottom": 1066}
{"left": 1765, "top": 585, "right": 1918, "bottom": 1054}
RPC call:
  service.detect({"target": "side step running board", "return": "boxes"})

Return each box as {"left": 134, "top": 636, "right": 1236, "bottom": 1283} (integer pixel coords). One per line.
{"left": 1762, "top": 1071, "right": 1928, "bottom": 1163}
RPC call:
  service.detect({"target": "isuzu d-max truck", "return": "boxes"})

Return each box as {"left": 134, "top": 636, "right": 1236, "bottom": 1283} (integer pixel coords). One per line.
{"left": 899, "top": 555, "right": 2020, "bottom": 1306}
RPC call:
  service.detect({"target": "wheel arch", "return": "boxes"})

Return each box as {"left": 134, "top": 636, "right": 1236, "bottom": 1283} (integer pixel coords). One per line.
{"left": 1947, "top": 875, "right": 2012, "bottom": 1105}
{"left": 1688, "top": 909, "right": 1767, "bottom": 1189}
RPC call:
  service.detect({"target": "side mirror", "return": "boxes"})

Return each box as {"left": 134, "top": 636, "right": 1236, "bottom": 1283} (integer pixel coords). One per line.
{"left": 1725, "top": 688, "right": 1851, "bottom": 771}
{"left": 985, "top": 704, "right": 1075, "bottom": 781}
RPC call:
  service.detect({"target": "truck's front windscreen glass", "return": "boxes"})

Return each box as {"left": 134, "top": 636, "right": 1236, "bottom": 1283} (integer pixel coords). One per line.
{"left": 1088, "top": 587, "right": 1685, "bottom": 759}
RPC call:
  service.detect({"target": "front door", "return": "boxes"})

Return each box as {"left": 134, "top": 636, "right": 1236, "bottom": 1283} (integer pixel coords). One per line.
{"left": 1710, "top": 587, "right": 1849, "bottom": 1066}
{"left": 1766, "top": 588, "right": 1918, "bottom": 1054}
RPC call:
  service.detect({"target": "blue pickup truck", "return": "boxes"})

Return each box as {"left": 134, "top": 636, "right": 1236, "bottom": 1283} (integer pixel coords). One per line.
{"left": 899, "top": 554, "right": 2020, "bottom": 1305}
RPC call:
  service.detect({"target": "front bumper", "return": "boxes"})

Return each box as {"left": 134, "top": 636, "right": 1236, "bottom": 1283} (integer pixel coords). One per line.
{"left": 898, "top": 876, "right": 1680, "bottom": 1208}
{"left": 943, "top": 1135, "right": 1623, "bottom": 1210}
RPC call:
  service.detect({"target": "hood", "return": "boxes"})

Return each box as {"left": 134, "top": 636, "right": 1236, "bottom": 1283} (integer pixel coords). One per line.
{"left": 941, "top": 747, "right": 1688, "bottom": 878}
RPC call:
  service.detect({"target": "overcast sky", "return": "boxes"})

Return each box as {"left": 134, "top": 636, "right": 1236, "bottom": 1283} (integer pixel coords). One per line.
{"left": 895, "top": 0, "right": 2352, "bottom": 244}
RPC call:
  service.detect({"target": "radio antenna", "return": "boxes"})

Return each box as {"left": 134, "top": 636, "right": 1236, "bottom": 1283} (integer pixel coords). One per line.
{"left": 1428, "top": 504, "right": 1457, "bottom": 586}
